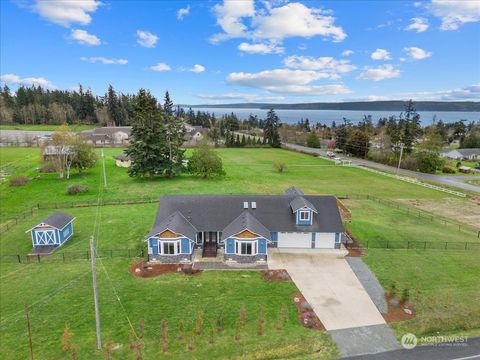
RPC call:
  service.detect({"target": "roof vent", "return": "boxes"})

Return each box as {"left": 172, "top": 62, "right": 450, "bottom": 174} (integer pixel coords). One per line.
{"left": 251, "top": 202, "right": 257, "bottom": 209}
{"left": 243, "top": 202, "right": 249, "bottom": 209}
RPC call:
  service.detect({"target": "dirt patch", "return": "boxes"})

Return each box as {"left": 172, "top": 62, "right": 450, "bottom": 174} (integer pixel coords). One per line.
{"left": 292, "top": 291, "right": 325, "bottom": 331}
{"left": 344, "top": 231, "right": 367, "bottom": 257}
{"left": 261, "top": 269, "right": 291, "bottom": 282}
{"left": 382, "top": 293, "right": 415, "bottom": 323}
{"left": 128, "top": 260, "right": 202, "bottom": 278}
{"left": 397, "top": 198, "right": 480, "bottom": 229}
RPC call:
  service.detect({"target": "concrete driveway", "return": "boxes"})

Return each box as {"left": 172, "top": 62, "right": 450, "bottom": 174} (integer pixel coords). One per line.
{"left": 268, "top": 250, "right": 386, "bottom": 331}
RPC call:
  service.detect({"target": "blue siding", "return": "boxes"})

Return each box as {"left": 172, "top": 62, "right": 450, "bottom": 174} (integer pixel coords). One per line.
{"left": 311, "top": 232, "right": 316, "bottom": 248}
{"left": 296, "top": 210, "right": 313, "bottom": 225}
{"left": 149, "top": 238, "right": 159, "bottom": 255}
{"left": 226, "top": 238, "right": 235, "bottom": 254}
{"left": 270, "top": 232, "right": 278, "bottom": 242}
{"left": 181, "top": 238, "right": 191, "bottom": 254}
{"left": 59, "top": 222, "right": 73, "bottom": 244}
{"left": 31, "top": 229, "right": 58, "bottom": 245}
{"left": 258, "top": 238, "right": 267, "bottom": 254}
{"left": 335, "top": 233, "right": 341, "bottom": 243}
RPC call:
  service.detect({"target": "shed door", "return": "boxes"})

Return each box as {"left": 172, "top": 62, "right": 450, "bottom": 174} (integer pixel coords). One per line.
{"left": 36, "top": 230, "right": 56, "bottom": 245}
{"left": 277, "top": 232, "right": 311, "bottom": 248}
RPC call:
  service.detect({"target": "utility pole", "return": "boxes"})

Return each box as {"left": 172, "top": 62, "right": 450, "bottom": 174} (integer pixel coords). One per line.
{"left": 25, "top": 305, "right": 34, "bottom": 360}
{"left": 90, "top": 236, "right": 102, "bottom": 350}
{"left": 396, "top": 143, "right": 404, "bottom": 174}
{"left": 101, "top": 149, "right": 107, "bottom": 188}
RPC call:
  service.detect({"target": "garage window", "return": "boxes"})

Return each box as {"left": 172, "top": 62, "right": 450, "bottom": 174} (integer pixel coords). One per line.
{"left": 235, "top": 240, "right": 257, "bottom": 255}
{"left": 299, "top": 210, "right": 310, "bottom": 221}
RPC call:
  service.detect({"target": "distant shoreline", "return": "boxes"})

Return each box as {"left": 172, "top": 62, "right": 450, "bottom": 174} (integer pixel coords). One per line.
{"left": 182, "top": 101, "right": 480, "bottom": 112}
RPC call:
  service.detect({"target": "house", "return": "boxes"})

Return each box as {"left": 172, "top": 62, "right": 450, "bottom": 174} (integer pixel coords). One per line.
{"left": 82, "top": 127, "right": 132, "bottom": 145}
{"left": 26, "top": 212, "right": 75, "bottom": 253}
{"left": 42, "top": 145, "right": 72, "bottom": 161}
{"left": 441, "top": 148, "right": 480, "bottom": 161}
{"left": 184, "top": 124, "right": 205, "bottom": 146}
{"left": 114, "top": 153, "right": 131, "bottom": 168}
{"left": 146, "top": 188, "right": 345, "bottom": 264}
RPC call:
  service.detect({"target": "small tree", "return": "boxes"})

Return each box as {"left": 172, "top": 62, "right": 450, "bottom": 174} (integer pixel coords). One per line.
{"left": 216, "top": 313, "right": 225, "bottom": 333}
{"left": 306, "top": 132, "right": 320, "bottom": 148}
{"left": 390, "top": 281, "right": 397, "bottom": 297}
{"left": 186, "top": 335, "right": 195, "bottom": 352}
{"left": 239, "top": 305, "right": 247, "bottom": 327}
{"left": 401, "top": 288, "right": 410, "bottom": 303}
{"left": 256, "top": 306, "right": 266, "bottom": 336}
{"left": 177, "top": 319, "right": 185, "bottom": 341}
{"left": 43, "top": 123, "right": 74, "bottom": 179}
{"left": 70, "top": 137, "right": 97, "bottom": 173}
{"left": 188, "top": 142, "right": 226, "bottom": 178}
{"left": 275, "top": 304, "right": 288, "bottom": 330}
{"left": 273, "top": 162, "right": 287, "bottom": 173}
{"left": 61, "top": 324, "right": 78, "bottom": 360}
{"left": 103, "top": 339, "right": 115, "bottom": 360}
{"left": 160, "top": 320, "right": 169, "bottom": 353}
{"left": 234, "top": 321, "right": 241, "bottom": 341}
{"left": 194, "top": 310, "right": 204, "bottom": 336}
{"left": 129, "top": 328, "right": 143, "bottom": 360}
{"left": 208, "top": 325, "right": 215, "bottom": 346}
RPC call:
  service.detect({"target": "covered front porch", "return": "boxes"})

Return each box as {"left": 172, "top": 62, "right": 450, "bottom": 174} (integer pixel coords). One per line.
{"left": 197, "top": 231, "right": 221, "bottom": 258}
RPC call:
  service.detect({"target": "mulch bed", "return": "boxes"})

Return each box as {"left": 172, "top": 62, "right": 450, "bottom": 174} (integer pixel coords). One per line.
{"left": 128, "top": 260, "right": 202, "bottom": 278}
{"left": 291, "top": 291, "right": 325, "bottom": 331}
{"left": 344, "top": 233, "right": 367, "bottom": 257}
{"left": 261, "top": 269, "right": 291, "bottom": 282}
{"left": 382, "top": 293, "right": 416, "bottom": 323}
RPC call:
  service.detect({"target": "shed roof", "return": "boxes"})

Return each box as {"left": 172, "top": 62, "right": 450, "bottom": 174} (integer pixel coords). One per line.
{"left": 221, "top": 211, "right": 271, "bottom": 241}
{"left": 28, "top": 211, "right": 75, "bottom": 231}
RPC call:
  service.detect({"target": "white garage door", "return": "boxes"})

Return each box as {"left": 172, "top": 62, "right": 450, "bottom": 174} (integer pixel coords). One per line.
{"left": 315, "top": 233, "right": 335, "bottom": 249}
{"left": 277, "top": 232, "right": 311, "bottom": 248}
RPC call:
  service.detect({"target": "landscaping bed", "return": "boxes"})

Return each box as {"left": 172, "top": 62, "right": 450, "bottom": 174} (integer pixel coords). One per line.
{"left": 261, "top": 269, "right": 291, "bottom": 282}
{"left": 382, "top": 293, "right": 415, "bottom": 323}
{"left": 128, "top": 260, "right": 202, "bottom": 278}
{"left": 292, "top": 291, "right": 325, "bottom": 331}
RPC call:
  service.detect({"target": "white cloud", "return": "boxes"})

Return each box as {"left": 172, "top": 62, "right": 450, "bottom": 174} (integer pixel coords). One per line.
{"left": 0, "top": 73, "right": 57, "bottom": 89}
{"left": 371, "top": 48, "right": 391, "bottom": 60}
{"left": 177, "top": 5, "right": 190, "bottom": 20}
{"left": 404, "top": 17, "right": 429, "bottom": 32}
{"left": 226, "top": 68, "right": 350, "bottom": 95}
{"left": 188, "top": 64, "right": 206, "bottom": 73}
{"left": 33, "top": 0, "right": 101, "bottom": 26}
{"left": 404, "top": 46, "right": 432, "bottom": 60}
{"left": 149, "top": 63, "right": 171, "bottom": 72}
{"left": 238, "top": 42, "right": 284, "bottom": 54}
{"left": 342, "top": 49, "right": 354, "bottom": 57}
{"left": 283, "top": 55, "right": 356, "bottom": 79}
{"left": 69, "top": 29, "right": 101, "bottom": 45}
{"left": 429, "top": 0, "right": 480, "bottom": 30}
{"left": 196, "top": 92, "right": 285, "bottom": 102}
{"left": 136, "top": 30, "right": 158, "bottom": 48}
{"left": 357, "top": 64, "right": 400, "bottom": 81}
{"left": 210, "top": 1, "right": 346, "bottom": 44}
{"left": 80, "top": 56, "right": 128, "bottom": 65}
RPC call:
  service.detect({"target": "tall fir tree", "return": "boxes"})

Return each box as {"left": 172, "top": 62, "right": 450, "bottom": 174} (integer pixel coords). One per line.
{"left": 163, "top": 91, "right": 185, "bottom": 177}
{"left": 264, "top": 109, "right": 281, "bottom": 147}
{"left": 126, "top": 89, "right": 169, "bottom": 177}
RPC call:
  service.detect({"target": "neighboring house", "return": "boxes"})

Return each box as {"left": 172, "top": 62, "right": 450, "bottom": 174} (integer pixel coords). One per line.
{"left": 184, "top": 124, "right": 205, "bottom": 146}
{"left": 42, "top": 145, "right": 72, "bottom": 161}
{"left": 82, "top": 127, "right": 132, "bottom": 146}
{"left": 114, "top": 153, "right": 131, "bottom": 168}
{"left": 26, "top": 212, "right": 75, "bottom": 253}
{"left": 441, "top": 148, "right": 480, "bottom": 160}
{"left": 146, "top": 187, "right": 345, "bottom": 264}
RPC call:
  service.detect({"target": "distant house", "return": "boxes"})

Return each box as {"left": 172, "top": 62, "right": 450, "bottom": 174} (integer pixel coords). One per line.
{"left": 42, "top": 145, "right": 72, "bottom": 161}
{"left": 26, "top": 212, "right": 75, "bottom": 253}
{"left": 114, "top": 153, "right": 131, "bottom": 168}
{"left": 145, "top": 187, "right": 345, "bottom": 264}
{"left": 82, "top": 127, "right": 132, "bottom": 146}
{"left": 441, "top": 148, "right": 480, "bottom": 161}
{"left": 184, "top": 124, "right": 205, "bottom": 146}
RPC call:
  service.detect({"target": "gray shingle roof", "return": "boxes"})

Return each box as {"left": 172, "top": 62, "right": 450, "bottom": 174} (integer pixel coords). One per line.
{"left": 35, "top": 211, "right": 74, "bottom": 230}
{"left": 151, "top": 193, "right": 344, "bottom": 235}
{"left": 289, "top": 196, "right": 318, "bottom": 213}
{"left": 221, "top": 211, "right": 271, "bottom": 241}
{"left": 147, "top": 211, "right": 197, "bottom": 240}
{"left": 457, "top": 148, "right": 480, "bottom": 157}
{"left": 284, "top": 186, "right": 304, "bottom": 196}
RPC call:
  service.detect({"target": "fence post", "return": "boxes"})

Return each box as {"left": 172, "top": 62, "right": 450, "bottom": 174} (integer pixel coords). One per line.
{"left": 17, "top": 254, "right": 21, "bottom": 263}
{"left": 37, "top": 254, "right": 40, "bottom": 263}
{"left": 141, "top": 249, "right": 144, "bottom": 258}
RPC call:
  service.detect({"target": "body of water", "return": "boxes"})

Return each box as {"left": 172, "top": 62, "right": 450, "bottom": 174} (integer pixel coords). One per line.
{"left": 187, "top": 107, "right": 480, "bottom": 126}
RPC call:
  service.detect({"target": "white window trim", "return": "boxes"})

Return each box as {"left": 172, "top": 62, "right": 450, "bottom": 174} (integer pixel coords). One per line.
{"left": 235, "top": 240, "right": 258, "bottom": 256}
{"left": 157, "top": 239, "right": 181, "bottom": 255}
{"left": 299, "top": 210, "right": 311, "bottom": 221}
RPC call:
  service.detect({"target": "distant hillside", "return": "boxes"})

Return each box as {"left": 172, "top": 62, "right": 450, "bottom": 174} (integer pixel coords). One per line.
{"left": 184, "top": 101, "right": 480, "bottom": 112}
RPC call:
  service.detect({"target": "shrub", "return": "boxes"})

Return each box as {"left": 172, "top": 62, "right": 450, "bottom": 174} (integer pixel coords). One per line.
{"left": 176, "top": 319, "right": 185, "bottom": 341}
{"left": 208, "top": 325, "right": 215, "bottom": 346}
{"left": 67, "top": 184, "right": 89, "bottom": 195}
{"left": 239, "top": 305, "right": 247, "bottom": 327}
{"left": 276, "top": 304, "right": 288, "bottom": 330}
{"left": 442, "top": 166, "right": 456, "bottom": 174}
{"left": 160, "top": 320, "right": 168, "bottom": 353}
{"left": 256, "top": 306, "right": 266, "bottom": 336}
{"left": 10, "top": 176, "right": 29, "bottom": 187}
{"left": 194, "top": 310, "right": 204, "bottom": 336}
{"left": 216, "top": 313, "right": 224, "bottom": 333}
{"left": 401, "top": 288, "right": 410, "bottom": 303}
{"left": 456, "top": 161, "right": 462, "bottom": 168}
{"left": 39, "top": 162, "right": 56, "bottom": 173}
{"left": 389, "top": 281, "right": 398, "bottom": 297}
{"left": 273, "top": 162, "right": 287, "bottom": 173}
{"left": 234, "top": 321, "right": 241, "bottom": 341}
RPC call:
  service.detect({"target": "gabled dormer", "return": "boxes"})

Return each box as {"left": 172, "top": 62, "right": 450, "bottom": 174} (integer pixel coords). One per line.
{"left": 290, "top": 196, "right": 318, "bottom": 226}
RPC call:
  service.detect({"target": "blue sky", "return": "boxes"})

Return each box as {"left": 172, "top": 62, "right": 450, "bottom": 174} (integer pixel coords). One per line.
{"left": 1, "top": 0, "right": 479, "bottom": 104}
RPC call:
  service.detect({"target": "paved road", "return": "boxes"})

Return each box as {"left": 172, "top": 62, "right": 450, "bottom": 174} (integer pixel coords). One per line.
{"left": 284, "top": 143, "right": 480, "bottom": 194}
{"left": 347, "top": 336, "right": 480, "bottom": 360}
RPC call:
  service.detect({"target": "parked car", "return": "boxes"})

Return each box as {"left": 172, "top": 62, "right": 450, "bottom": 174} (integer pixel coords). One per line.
{"left": 326, "top": 151, "right": 336, "bottom": 158}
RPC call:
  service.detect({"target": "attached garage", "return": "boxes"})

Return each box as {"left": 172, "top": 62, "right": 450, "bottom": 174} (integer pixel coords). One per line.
{"left": 315, "top": 233, "right": 336, "bottom": 249}
{"left": 277, "top": 232, "right": 311, "bottom": 248}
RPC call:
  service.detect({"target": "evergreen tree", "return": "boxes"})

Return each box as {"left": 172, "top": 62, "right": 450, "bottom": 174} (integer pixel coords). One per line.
{"left": 126, "top": 89, "right": 169, "bottom": 177}
{"left": 264, "top": 109, "right": 281, "bottom": 147}
{"left": 106, "top": 85, "right": 123, "bottom": 126}
{"left": 163, "top": 91, "right": 174, "bottom": 116}
{"left": 241, "top": 134, "right": 246, "bottom": 147}
{"left": 235, "top": 134, "right": 241, "bottom": 147}
{"left": 163, "top": 91, "right": 185, "bottom": 177}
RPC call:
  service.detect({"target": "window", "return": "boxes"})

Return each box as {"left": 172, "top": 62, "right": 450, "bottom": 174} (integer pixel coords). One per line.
{"left": 235, "top": 241, "right": 257, "bottom": 255}
{"left": 299, "top": 210, "right": 310, "bottom": 221}
{"left": 160, "top": 241, "right": 180, "bottom": 255}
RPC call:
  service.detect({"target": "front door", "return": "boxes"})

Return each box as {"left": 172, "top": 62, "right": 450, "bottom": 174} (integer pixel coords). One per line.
{"left": 205, "top": 232, "right": 217, "bottom": 244}
{"left": 203, "top": 232, "right": 218, "bottom": 257}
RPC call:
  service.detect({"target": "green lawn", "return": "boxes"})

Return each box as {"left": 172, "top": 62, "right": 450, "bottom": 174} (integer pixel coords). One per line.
{"left": 0, "top": 124, "right": 98, "bottom": 131}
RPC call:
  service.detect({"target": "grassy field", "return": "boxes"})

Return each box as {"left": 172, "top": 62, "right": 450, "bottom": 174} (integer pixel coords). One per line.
{"left": 0, "top": 124, "right": 97, "bottom": 131}
{"left": 1, "top": 146, "right": 479, "bottom": 358}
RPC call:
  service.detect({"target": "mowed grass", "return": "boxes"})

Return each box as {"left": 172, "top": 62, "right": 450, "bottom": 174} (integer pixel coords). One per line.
{"left": 0, "top": 147, "right": 456, "bottom": 223}
{"left": 0, "top": 124, "right": 97, "bottom": 131}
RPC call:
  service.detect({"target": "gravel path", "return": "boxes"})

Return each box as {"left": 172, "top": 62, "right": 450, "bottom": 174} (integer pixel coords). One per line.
{"left": 346, "top": 257, "right": 388, "bottom": 314}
